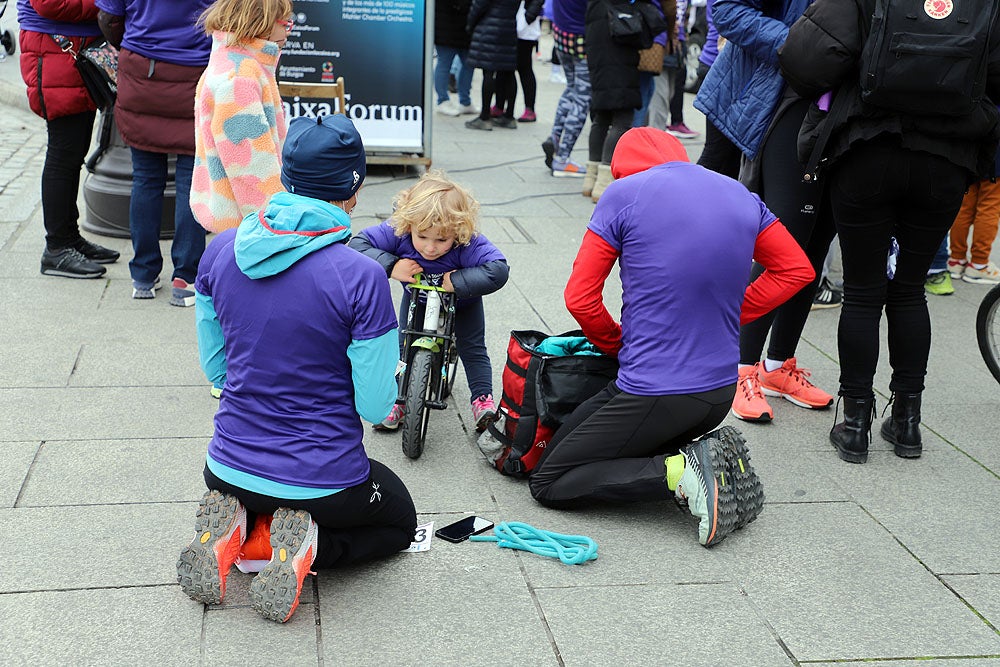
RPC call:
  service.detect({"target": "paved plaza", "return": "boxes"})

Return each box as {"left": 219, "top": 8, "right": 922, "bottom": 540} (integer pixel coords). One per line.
{"left": 1, "top": 28, "right": 1000, "bottom": 667}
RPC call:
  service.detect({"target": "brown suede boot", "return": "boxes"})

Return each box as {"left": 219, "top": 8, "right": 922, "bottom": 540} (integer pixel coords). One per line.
{"left": 591, "top": 163, "right": 614, "bottom": 203}
{"left": 581, "top": 161, "right": 599, "bottom": 197}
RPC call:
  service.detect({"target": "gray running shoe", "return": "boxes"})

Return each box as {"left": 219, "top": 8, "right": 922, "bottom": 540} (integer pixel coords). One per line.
{"left": 703, "top": 425, "right": 765, "bottom": 530}
{"left": 176, "top": 490, "right": 247, "bottom": 605}
{"left": 250, "top": 508, "right": 318, "bottom": 623}
{"left": 676, "top": 437, "right": 739, "bottom": 547}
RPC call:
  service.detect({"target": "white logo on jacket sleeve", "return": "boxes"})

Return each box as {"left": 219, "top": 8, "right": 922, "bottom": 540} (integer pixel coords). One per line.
{"left": 924, "top": 0, "right": 953, "bottom": 19}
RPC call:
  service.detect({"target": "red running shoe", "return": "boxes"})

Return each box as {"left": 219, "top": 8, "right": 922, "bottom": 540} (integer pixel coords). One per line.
{"left": 759, "top": 357, "right": 833, "bottom": 409}
{"left": 731, "top": 364, "right": 774, "bottom": 422}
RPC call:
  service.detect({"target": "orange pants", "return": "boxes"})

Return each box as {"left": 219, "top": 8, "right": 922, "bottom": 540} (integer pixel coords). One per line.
{"left": 950, "top": 179, "right": 1000, "bottom": 265}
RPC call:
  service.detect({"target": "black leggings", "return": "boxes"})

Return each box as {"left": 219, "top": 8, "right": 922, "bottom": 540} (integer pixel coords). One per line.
{"left": 204, "top": 459, "right": 417, "bottom": 570}
{"left": 480, "top": 69, "right": 516, "bottom": 120}
{"left": 528, "top": 382, "right": 735, "bottom": 507}
{"left": 515, "top": 39, "right": 537, "bottom": 111}
{"left": 827, "top": 136, "right": 967, "bottom": 396}
{"left": 588, "top": 108, "right": 633, "bottom": 164}
{"left": 43, "top": 111, "right": 96, "bottom": 250}
{"left": 697, "top": 118, "right": 742, "bottom": 180}
{"left": 739, "top": 99, "right": 837, "bottom": 364}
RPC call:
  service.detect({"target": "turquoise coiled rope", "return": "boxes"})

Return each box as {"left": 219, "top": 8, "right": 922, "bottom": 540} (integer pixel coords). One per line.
{"left": 469, "top": 521, "right": 598, "bottom": 565}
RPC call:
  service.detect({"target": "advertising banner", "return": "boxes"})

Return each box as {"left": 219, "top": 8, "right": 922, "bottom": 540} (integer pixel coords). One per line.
{"left": 280, "top": 0, "right": 430, "bottom": 155}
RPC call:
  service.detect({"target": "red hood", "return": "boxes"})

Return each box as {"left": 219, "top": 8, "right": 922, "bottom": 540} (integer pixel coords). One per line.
{"left": 610, "top": 127, "right": 690, "bottom": 179}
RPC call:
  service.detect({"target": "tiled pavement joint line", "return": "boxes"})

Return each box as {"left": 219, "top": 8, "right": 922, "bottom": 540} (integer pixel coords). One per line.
{"left": 506, "top": 216, "right": 536, "bottom": 244}
{"left": 732, "top": 580, "right": 802, "bottom": 666}
{"left": 798, "top": 655, "right": 1000, "bottom": 663}
{"left": 507, "top": 279, "right": 553, "bottom": 333}
{"left": 14, "top": 499, "right": 200, "bottom": 509}
{"left": 531, "top": 581, "right": 732, "bottom": 590}
{"left": 68, "top": 344, "right": 84, "bottom": 385}
{"left": 515, "top": 550, "right": 566, "bottom": 667}
{"left": 922, "top": 424, "right": 1000, "bottom": 483}
{"left": 199, "top": 603, "right": 209, "bottom": 667}
{"left": 0, "top": 582, "right": 177, "bottom": 596}
{"left": 0, "top": 435, "right": 207, "bottom": 444}
{"left": 312, "top": 576, "right": 326, "bottom": 666}
{"left": 95, "top": 277, "right": 113, "bottom": 309}
{"left": 856, "top": 503, "right": 1000, "bottom": 637}
{"left": 12, "top": 441, "right": 42, "bottom": 509}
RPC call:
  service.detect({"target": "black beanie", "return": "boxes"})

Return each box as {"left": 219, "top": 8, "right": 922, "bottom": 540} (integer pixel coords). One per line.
{"left": 280, "top": 115, "right": 366, "bottom": 202}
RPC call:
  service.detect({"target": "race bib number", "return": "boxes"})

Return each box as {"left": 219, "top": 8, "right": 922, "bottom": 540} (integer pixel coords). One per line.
{"left": 401, "top": 521, "right": 434, "bottom": 552}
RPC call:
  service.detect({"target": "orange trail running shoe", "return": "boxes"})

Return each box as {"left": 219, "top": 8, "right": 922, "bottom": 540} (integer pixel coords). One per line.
{"left": 250, "top": 508, "right": 319, "bottom": 623}
{"left": 759, "top": 357, "right": 833, "bottom": 409}
{"left": 732, "top": 364, "right": 774, "bottom": 423}
{"left": 176, "top": 490, "right": 247, "bottom": 605}
{"left": 236, "top": 514, "right": 273, "bottom": 574}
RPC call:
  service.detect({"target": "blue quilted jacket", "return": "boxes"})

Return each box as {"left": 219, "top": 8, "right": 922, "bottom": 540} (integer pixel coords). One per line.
{"left": 693, "top": 0, "right": 813, "bottom": 160}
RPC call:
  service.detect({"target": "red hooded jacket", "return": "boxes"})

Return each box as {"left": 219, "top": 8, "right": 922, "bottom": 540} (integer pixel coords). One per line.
{"left": 18, "top": 0, "right": 101, "bottom": 120}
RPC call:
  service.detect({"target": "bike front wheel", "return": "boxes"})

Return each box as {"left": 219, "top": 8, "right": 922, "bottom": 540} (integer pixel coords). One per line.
{"left": 402, "top": 349, "right": 434, "bottom": 459}
{"left": 976, "top": 284, "right": 1000, "bottom": 384}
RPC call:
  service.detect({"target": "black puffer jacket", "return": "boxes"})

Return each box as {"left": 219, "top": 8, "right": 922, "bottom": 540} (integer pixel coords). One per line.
{"left": 466, "top": 0, "right": 519, "bottom": 71}
{"left": 778, "top": 0, "right": 1000, "bottom": 178}
{"left": 436, "top": 0, "right": 472, "bottom": 49}
{"left": 585, "top": 0, "right": 663, "bottom": 110}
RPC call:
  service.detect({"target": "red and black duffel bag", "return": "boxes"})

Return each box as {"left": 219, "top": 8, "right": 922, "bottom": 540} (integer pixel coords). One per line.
{"left": 483, "top": 330, "right": 619, "bottom": 478}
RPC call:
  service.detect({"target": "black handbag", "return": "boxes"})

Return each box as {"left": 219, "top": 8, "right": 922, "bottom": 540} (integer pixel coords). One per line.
{"left": 51, "top": 35, "right": 118, "bottom": 110}
{"left": 607, "top": 0, "right": 668, "bottom": 50}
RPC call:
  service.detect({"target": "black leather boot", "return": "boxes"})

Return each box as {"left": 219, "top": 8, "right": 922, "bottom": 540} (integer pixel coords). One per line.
{"left": 880, "top": 392, "right": 922, "bottom": 458}
{"left": 830, "top": 394, "right": 875, "bottom": 464}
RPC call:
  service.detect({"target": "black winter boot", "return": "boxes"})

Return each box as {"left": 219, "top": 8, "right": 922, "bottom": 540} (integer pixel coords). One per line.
{"left": 830, "top": 394, "right": 875, "bottom": 464}
{"left": 880, "top": 392, "right": 922, "bottom": 458}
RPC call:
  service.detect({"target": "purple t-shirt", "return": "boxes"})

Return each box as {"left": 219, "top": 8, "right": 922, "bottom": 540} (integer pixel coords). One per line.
{"left": 361, "top": 221, "right": 506, "bottom": 293}
{"left": 196, "top": 229, "right": 397, "bottom": 489}
{"left": 587, "top": 162, "right": 776, "bottom": 395}
{"left": 17, "top": 0, "right": 101, "bottom": 36}
{"left": 95, "top": 0, "right": 212, "bottom": 66}
{"left": 699, "top": 0, "right": 721, "bottom": 67}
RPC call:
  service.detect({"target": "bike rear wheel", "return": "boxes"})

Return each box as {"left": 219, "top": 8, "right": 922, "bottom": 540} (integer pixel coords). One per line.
{"left": 976, "top": 284, "right": 1000, "bottom": 384}
{"left": 402, "top": 349, "right": 434, "bottom": 459}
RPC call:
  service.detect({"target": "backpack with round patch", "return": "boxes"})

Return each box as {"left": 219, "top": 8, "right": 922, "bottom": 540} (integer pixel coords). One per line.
{"left": 860, "top": 0, "right": 999, "bottom": 116}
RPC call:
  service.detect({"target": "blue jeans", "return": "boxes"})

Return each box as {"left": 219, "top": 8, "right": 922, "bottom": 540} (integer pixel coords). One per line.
{"left": 434, "top": 46, "right": 472, "bottom": 106}
{"left": 128, "top": 148, "right": 206, "bottom": 285}
{"left": 927, "top": 235, "right": 949, "bottom": 275}
{"left": 633, "top": 72, "right": 655, "bottom": 127}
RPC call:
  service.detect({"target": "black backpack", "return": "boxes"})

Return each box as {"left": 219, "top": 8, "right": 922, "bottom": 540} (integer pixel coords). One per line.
{"left": 859, "top": 0, "right": 999, "bottom": 116}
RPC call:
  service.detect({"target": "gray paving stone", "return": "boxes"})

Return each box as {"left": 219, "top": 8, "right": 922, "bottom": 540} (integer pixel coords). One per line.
{"left": 537, "top": 584, "right": 795, "bottom": 666}
{"left": 942, "top": 575, "right": 1000, "bottom": 635}
{"left": 0, "top": 339, "right": 78, "bottom": 387}
{"left": 0, "top": 387, "right": 216, "bottom": 441}
{"left": 919, "top": 402, "right": 1000, "bottom": 475}
{"left": 317, "top": 515, "right": 557, "bottom": 666}
{"left": 68, "top": 342, "right": 206, "bottom": 387}
{"left": 0, "top": 503, "right": 193, "bottom": 593}
{"left": 487, "top": 479, "right": 734, "bottom": 587}
{"left": 0, "top": 441, "right": 37, "bottom": 508}
{"left": 17, "top": 438, "right": 207, "bottom": 506}
{"left": 820, "top": 450, "right": 1000, "bottom": 574}
{"left": 0, "top": 276, "right": 108, "bottom": 311}
{"left": 715, "top": 502, "right": 1000, "bottom": 660}
{"left": 810, "top": 661, "right": 1000, "bottom": 666}
{"left": 0, "top": 586, "right": 202, "bottom": 666}
{"left": 203, "top": 588, "right": 320, "bottom": 665}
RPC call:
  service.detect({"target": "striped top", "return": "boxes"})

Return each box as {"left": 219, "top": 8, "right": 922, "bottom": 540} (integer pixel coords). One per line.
{"left": 191, "top": 32, "right": 287, "bottom": 233}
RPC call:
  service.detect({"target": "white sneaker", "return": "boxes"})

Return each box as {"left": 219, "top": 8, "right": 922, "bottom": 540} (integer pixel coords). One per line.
{"left": 436, "top": 100, "right": 460, "bottom": 117}
{"left": 963, "top": 261, "right": 1000, "bottom": 284}
{"left": 549, "top": 65, "right": 567, "bottom": 84}
{"left": 457, "top": 103, "right": 479, "bottom": 115}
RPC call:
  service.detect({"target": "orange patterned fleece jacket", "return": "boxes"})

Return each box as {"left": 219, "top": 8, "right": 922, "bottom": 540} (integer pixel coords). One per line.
{"left": 191, "top": 32, "right": 287, "bottom": 233}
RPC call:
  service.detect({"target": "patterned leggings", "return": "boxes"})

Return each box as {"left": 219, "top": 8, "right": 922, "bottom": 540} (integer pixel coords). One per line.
{"left": 550, "top": 53, "right": 591, "bottom": 162}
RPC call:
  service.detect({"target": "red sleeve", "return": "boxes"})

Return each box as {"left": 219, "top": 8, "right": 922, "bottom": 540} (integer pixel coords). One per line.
{"left": 564, "top": 230, "right": 623, "bottom": 356}
{"left": 741, "top": 220, "right": 816, "bottom": 325}
{"left": 31, "top": 0, "right": 99, "bottom": 23}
